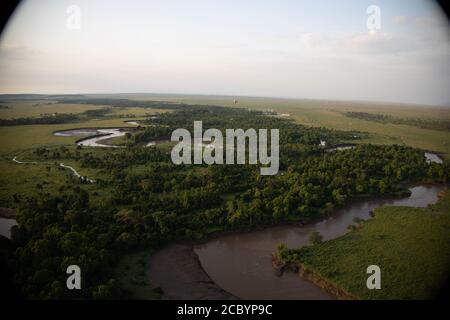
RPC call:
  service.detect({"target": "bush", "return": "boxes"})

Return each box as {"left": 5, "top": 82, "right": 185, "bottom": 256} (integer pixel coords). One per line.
{"left": 309, "top": 231, "right": 323, "bottom": 245}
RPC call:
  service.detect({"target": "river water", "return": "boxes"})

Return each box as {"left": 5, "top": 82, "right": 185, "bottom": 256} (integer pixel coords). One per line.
{"left": 77, "top": 129, "right": 126, "bottom": 148}
{"left": 193, "top": 184, "right": 446, "bottom": 299}
{"left": 53, "top": 127, "right": 170, "bottom": 148}
{"left": 54, "top": 128, "right": 127, "bottom": 148}
{"left": 425, "top": 152, "right": 443, "bottom": 164}
{"left": 0, "top": 217, "right": 17, "bottom": 239}
{"left": 2, "top": 142, "right": 446, "bottom": 297}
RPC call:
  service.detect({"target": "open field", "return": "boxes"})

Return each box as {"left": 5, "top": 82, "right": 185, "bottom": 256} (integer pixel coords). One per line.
{"left": 117, "top": 94, "right": 450, "bottom": 157}
{"left": 109, "top": 107, "right": 169, "bottom": 117}
{"left": 295, "top": 191, "right": 450, "bottom": 299}
{"left": 0, "top": 102, "right": 169, "bottom": 207}
{"left": 0, "top": 119, "right": 134, "bottom": 157}
{"left": 1, "top": 96, "right": 448, "bottom": 209}
{"left": 0, "top": 110, "right": 168, "bottom": 157}
{"left": 0, "top": 158, "right": 104, "bottom": 207}
{"left": 0, "top": 99, "right": 170, "bottom": 119}
{"left": 124, "top": 94, "right": 450, "bottom": 120}
{"left": 2, "top": 95, "right": 449, "bottom": 156}
{"left": 0, "top": 101, "right": 106, "bottom": 119}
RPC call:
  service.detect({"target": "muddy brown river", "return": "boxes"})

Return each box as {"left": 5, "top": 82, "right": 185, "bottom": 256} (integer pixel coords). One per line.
{"left": 148, "top": 184, "right": 446, "bottom": 300}
{"left": 194, "top": 185, "right": 445, "bottom": 299}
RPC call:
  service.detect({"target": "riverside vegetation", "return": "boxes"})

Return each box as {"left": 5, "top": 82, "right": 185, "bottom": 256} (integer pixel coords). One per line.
{"left": 273, "top": 190, "right": 450, "bottom": 299}
{"left": 0, "top": 95, "right": 448, "bottom": 299}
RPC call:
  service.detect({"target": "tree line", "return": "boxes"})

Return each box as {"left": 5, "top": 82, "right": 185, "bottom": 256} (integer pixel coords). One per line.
{"left": 345, "top": 111, "right": 450, "bottom": 132}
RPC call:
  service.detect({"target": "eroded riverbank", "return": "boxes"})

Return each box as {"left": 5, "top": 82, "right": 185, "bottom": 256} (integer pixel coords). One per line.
{"left": 147, "top": 243, "right": 236, "bottom": 300}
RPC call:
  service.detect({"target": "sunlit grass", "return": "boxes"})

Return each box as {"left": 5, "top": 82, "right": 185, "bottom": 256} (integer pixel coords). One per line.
{"left": 298, "top": 192, "right": 450, "bottom": 299}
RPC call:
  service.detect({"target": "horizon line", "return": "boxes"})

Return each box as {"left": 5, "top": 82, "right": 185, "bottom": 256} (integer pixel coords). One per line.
{"left": 0, "top": 91, "right": 449, "bottom": 108}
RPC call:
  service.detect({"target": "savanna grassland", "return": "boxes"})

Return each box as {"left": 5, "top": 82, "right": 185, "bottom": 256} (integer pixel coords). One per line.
{"left": 0, "top": 98, "right": 169, "bottom": 207}
{"left": 0, "top": 94, "right": 449, "bottom": 300}
{"left": 122, "top": 94, "right": 450, "bottom": 157}
{"left": 3, "top": 94, "right": 448, "bottom": 157}
{"left": 0, "top": 100, "right": 169, "bottom": 155}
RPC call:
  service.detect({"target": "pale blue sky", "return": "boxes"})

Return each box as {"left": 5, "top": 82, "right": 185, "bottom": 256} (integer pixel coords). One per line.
{"left": 0, "top": 0, "right": 449, "bottom": 105}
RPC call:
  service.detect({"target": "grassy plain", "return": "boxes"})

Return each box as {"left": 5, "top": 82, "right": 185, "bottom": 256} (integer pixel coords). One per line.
{"left": 1, "top": 96, "right": 448, "bottom": 209}
{"left": 0, "top": 101, "right": 105, "bottom": 118}
{"left": 0, "top": 110, "right": 168, "bottom": 157}
{"left": 0, "top": 102, "right": 168, "bottom": 207}
{"left": 297, "top": 191, "right": 450, "bottom": 299}
{"left": 2, "top": 95, "right": 449, "bottom": 156}
{"left": 1, "top": 96, "right": 449, "bottom": 299}
{"left": 0, "top": 158, "right": 104, "bottom": 206}
{"left": 0, "top": 119, "right": 131, "bottom": 157}
{"left": 122, "top": 94, "right": 450, "bottom": 157}
{"left": 0, "top": 96, "right": 448, "bottom": 203}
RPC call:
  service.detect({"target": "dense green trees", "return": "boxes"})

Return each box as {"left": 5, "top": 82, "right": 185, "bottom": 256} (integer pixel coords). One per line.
{"left": 6, "top": 101, "right": 449, "bottom": 299}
